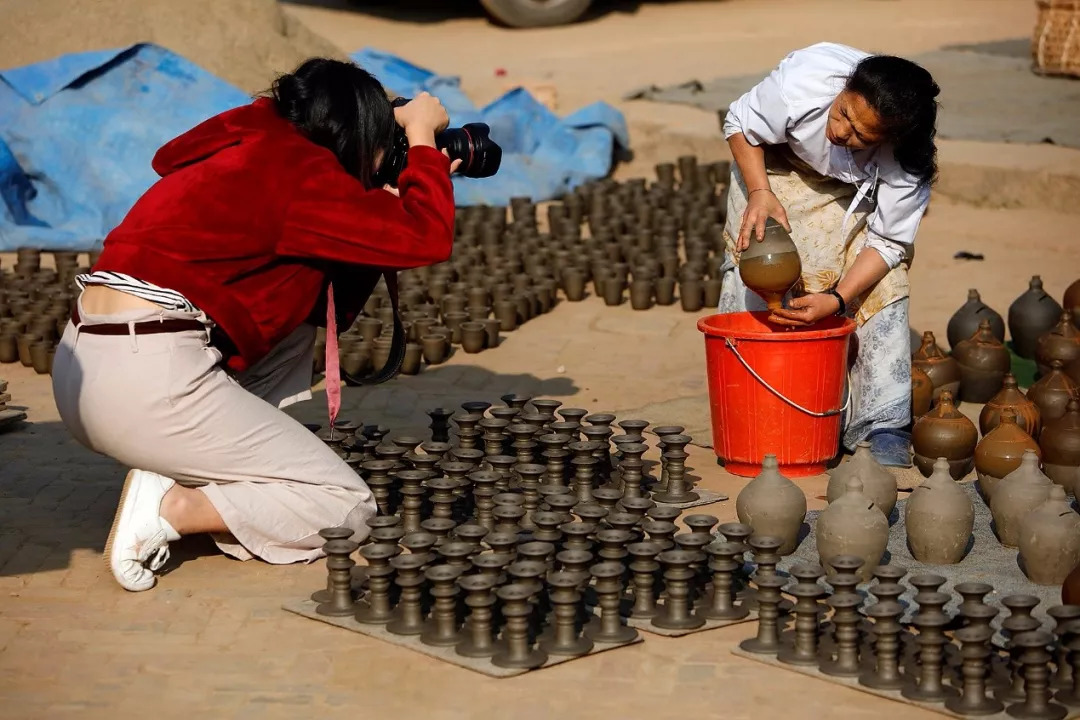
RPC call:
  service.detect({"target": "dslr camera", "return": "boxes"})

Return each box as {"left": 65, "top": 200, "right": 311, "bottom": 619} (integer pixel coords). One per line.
{"left": 374, "top": 96, "right": 503, "bottom": 187}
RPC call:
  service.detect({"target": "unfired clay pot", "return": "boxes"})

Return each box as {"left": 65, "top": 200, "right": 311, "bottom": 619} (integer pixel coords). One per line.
{"left": 826, "top": 440, "right": 897, "bottom": 518}
{"left": 912, "top": 331, "right": 961, "bottom": 401}
{"left": 1019, "top": 485, "right": 1080, "bottom": 585}
{"left": 1065, "top": 278, "right": 1080, "bottom": 322}
{"left": 738, "top": 220, "right": 801, "bottom": 312}
{"left": 912, "top": 366, "right": 934, "bottom": 418}
{"left": 989, "top": 450, "right": 1052, "bottom": 548}
{"left": 735, "top": 454, "right": 808, "bottom": 555}
{"left": 1036, "top": 311, "right": 1080, "bottom": 377}
{"left": 1040, "top": 398, "right": 1080, "bottom": 493}
{"left": 1009, "top": 275, "right": 1063, "bottom": 359}
{"left": 815, "top": 476, "right": 889, "bottom": 582}
{"left": 947, "top": 288, "right": 1005, "bottom": 350}
{"left": 912, "top": 391, "right": 978, "bottom": 479}
{"left": 1027, "top": 360, "right": 1079, "bottom": 425}
{"left": 979, "top": 373, "right": 1042, "bottom": 438}
{"left": 974, "top": 408, "right": 1041, "bottom": 501}
{"left": 905, "top": 457, "right": 974, "bottom": 564}
{"left": 953, "top": 319, "right": 1010, "bottom": 403}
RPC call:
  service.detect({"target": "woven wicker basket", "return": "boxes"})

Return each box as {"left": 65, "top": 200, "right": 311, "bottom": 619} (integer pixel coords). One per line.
{"left": 1033, "top": 0, "right": 1080, "bottom": 78}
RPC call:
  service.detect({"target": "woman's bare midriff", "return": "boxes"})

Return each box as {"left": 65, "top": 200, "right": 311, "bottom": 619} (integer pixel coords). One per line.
{"left": 80, "top": 285, "right": 165, "bottom": 314}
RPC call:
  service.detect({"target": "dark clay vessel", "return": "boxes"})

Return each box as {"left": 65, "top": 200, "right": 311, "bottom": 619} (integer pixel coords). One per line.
{"left": 1065, "top": 278, "right": 1080, "bottom": 319}
{"left": 738, "top": 220, "right": 801, "bottom": 311}
{"left": 947, "top": 288, "right": 1005, "bottom": 350}
{"left": 1009, "top": 275, "right": 1063, "bottom": 359}
{"left": 911, "top": 390, "right": 978, "bottom": 479}
{"left": 979, "top": 373, "right": 1042, "bottom": 438}
{"left": 1036, "top": 311, "right": 1080, "bottom": 377}
{"left": 1027, "top": 360, "right": 1079, "bottom": 426}
{"left": 912, "top": 331, "right": 961, "bottom": 401}
{"left": 1040, "top": 399, "right": 1080, "bottom": 492}
{"left": 912, "top": 366, "right": 933, "bottom": 418}
{"left": 953, "top": 319, "right": 1010, "bottom": 403}
{"left": 974, "top": 408, "right": 1041, "bottom": 501}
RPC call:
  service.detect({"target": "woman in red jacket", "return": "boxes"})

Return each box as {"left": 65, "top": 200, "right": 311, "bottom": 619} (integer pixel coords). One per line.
{"left": 50, "top": 58, "right": 458, "bottom": 592}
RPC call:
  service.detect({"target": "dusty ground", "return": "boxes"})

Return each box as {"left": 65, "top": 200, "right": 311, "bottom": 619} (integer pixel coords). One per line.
{"left": 3, "top": 0, "right": 1080, "bottom": 718}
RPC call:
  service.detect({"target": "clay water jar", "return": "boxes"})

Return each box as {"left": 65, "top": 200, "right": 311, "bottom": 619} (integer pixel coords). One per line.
{"left": 911, "top": 391, "right": 977, "bottom": 479}
{"left": 974, "top": 408, "right": 1041, "bottom": 501}
{"left": 421, "top": 334, "right": 448, "bottom": 365}
{"left": 953, "top": 319, "right": 1011, "bottom": 403}
{"left": 989, "top": 449, "right": 1052, "bottom": 548}
{"left": 737, "top": 220, "right": 801, "bottom": 311}
{"left": 912, "top": 366, "right": 934, "bottom": 418}
{"left": 826, "top": 440, "right": 897, "bottom": 518}
{"left": 912, "top": 331, "right": 961, "bottom": 401}
{"left": 947, "top": 288, "right": 1006, "bottom": 350}
{"left": 400, "top": 343, "right": 423, "bottom": 375}
{"left": 0, "top": 333, "right": 17, "bottom": 364}
{"left": 629, "top": 279, "right": 653, "bottom": 310}
{"left": 1009, "top": 275, "right": 1063, "bottom": 359}
{"left": 1019, "top": 485, "right": 1080, "bottom": 585}
{"left": 905, "top": 457, "right": 975, "bottom": 564}
{"left": 979, "top": 373, "right": 1042, "bottom": 438}
{"left": 679, "top": 278, "right": 704, "bottom": 312}
{"left": 1036, "top": 311, "right": 1080, "bottom": 377}
{"left": 655, "top": 277, "right": 676, "bottom": 305}
{"left": 735, "top": 454, "right": 807, "bottom": 555}
{"left": 460, "top": 322, "right": 486, "bottom": 354}
{"left": 1040, "top": 399, "right": 1080, "bottom": 492}
{"left": 1027, "top": 360, "right": 1079, "bottom": 425}
{"left": 815, "top": 476, "right": 889, "bottom": 582}
{"left": 703, "top": 277, "right": 723, "bottom": 309}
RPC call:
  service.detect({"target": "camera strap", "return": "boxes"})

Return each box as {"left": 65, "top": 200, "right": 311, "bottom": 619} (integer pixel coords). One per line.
{"left": 338, "top": 270, "right": 406, "bottom": 387}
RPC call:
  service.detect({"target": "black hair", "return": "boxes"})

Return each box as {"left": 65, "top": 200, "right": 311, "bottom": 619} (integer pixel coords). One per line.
{"left": 845, "top": 55, "right": 940, "bottom": 185}
{"left": 268, "top": 58, "right": 396, "bottom": 187}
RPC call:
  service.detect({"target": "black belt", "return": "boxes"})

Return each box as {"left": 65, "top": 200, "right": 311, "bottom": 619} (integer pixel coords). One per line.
{"left": 71, "top": 305, "right": 206, "bottom": 335}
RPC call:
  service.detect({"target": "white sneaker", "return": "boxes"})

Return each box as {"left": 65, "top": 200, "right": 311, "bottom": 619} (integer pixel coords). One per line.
{"left": 104, "top": 469, "right": 181, "bottom": 592}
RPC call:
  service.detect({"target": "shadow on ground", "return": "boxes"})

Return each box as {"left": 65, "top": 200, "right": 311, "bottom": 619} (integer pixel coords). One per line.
{"left": 283, "top": 0, "right": 644, "bottom": 26}
{"left": 0, "top": 365, "right": 578, "bottom": 578}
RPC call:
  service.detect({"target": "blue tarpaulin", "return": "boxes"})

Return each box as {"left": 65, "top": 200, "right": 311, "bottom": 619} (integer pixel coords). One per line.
{"left": 0, "top": 44, "right": 628, "bottom": 251}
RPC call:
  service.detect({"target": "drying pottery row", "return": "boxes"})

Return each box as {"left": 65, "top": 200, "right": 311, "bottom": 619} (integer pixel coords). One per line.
{"left": 736, "top": 557, "right": 1080, "bottom": 719}
{"left": 0, "top": 378, "right": 27, "bottom": 431}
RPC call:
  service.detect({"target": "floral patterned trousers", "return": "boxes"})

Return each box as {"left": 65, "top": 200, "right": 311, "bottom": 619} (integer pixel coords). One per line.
{"left": 717, "top": 148, "right": 913, "bottom": 449}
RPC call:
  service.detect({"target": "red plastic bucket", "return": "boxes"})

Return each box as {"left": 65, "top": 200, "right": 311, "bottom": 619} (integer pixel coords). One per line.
{"left": 697, "top": 311, "right": 856, "bottom": 478}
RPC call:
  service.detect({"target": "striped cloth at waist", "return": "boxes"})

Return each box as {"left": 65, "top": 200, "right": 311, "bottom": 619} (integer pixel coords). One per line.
{"left": 74, "top": 271, "right": 199, "bottom": 313}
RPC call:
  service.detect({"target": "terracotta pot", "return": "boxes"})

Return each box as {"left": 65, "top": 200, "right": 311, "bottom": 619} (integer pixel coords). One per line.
{"left": 342, "top": 348, "right": 371, "bottom": 378}
{"left": 1040, "top": 399, "right": 1080, "bottom": 493}
{"left": 912, "top": 331, "right": 961, "bottom": 401}
{"left": 1008, "top": 275, "right": 1063, "bottom": 359}
{"left": 1064, "top": 562, "right": 1080, "bottom": 605}
{"left": 562, "top": 268, "right": 586, "bottom": 302}
{"left": 1068, "top": 356, "right": 1080, "bottom": 386}
{"left": 735, "top": 454, "right": 807, "bottom": 555}
{"left": 1036, "top": 311, "right": 1080, "bottom": 377}
{"left": 655, "top": 277, "right": 676, "bottom": 305}
{"left": 679, "top": 278, "right": 704, "bottom": 312}
{"left": 16, "top": 333, "right": 38, "bottom": 367}
{"left": 953, "top": 319, "right": 1010, "bottom": 403}
{"left": 441, "top": 294, "right": 467, "bottom": 317}
{"left": 912, "top": 391, "right": 978, "bottom": 479}
{"left": 905, "top": 457, "right": 974, "bottom": 564}
{"left": 460, "top": 321, "right": 486, "bottom": 354}
{"left": 399, "top": 343, "right": 423, "bottom": 375}
{"left": 946, "top": 288, "right": 1005, "bottom": 350}
{"left": 1027, "top": 360, "right": 1079, "bottom": 425}
{"left": 629, "top": 279, "right": 653, "bottom": 310}
{"left": 974, "top": 408, "right": 1041, "bottom": 501}
{"left": 826, "top": 440, "right": 897, "bottom": 518}
{"left": 815, "top": 476, "right": 889, "bottom": 582}
{"left": 703, "top": 277, "right": 723, "bottom": 309}
{"left": 912, "top": 366, "right": 934, "bottom": 418}
{"left": 29, "top": 341, "right": 50, "bottom": 375}
{"left": 0, "top": 333, "right": 17, "bottom": 364}
{"left": 979, "top": 373, "right": 1042, "bottom": 438}
{"left": 483, "top": 318, "right": 501, "bottom": 349}
{"left": 493, "top": 299, "right": 518, "bottom": 332}
{"left": 1065, "top": 278, "right": 1080, "bottom": 320}
{"left": 989, "top": 450, "right": 1052, "bottom": 548}
{"left": 442, "top": 311, "right": 468, "bottom": 344}
{"left": 1019, "top": 485, "right": 1080, "bottom": 585}
{"left": 421, "top": 334, "right": 448, "bottom": 365}
{"left": 602, "top": 277, "right": 624, "bottom": 306}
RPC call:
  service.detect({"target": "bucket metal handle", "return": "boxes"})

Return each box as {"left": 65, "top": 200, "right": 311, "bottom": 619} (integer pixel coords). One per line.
{"left": 723, "top": 337, "right": 850, "bottom": 418}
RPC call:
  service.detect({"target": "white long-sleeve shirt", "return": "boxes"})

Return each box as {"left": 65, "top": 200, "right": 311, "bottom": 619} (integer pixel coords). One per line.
{"left": 722, "top": 42, "right": 930, "bottom": 269}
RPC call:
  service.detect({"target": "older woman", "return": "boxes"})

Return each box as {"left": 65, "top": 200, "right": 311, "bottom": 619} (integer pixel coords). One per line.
{"left": 718, "top": 42, "right": 940, "bottom": 467}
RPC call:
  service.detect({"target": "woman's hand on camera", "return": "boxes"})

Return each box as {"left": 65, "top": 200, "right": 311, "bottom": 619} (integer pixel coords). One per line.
{"left": 395, "top": 92, "right": 448, "bottom": 148}
{"left": 737, "top": 188, "right": 790, "bottom": 251}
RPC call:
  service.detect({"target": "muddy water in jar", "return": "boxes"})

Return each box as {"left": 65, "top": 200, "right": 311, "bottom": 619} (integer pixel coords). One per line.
{"left": 738, "top": 219, "right": 801, "bottom": 311}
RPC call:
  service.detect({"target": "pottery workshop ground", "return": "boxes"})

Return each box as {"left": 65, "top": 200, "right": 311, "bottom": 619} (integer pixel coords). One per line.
{"left": 2, "top": 0, "right": 1080, "bottom": 718}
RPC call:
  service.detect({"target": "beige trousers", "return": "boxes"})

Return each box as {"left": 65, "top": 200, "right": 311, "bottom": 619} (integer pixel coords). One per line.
{"left": 51, "top": 294, "right": 376, "bottom": 564}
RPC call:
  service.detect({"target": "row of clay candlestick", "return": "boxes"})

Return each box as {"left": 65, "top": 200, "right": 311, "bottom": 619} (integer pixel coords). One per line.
{"left": 740, "top": 553, "right": 1080, "bottom": 719}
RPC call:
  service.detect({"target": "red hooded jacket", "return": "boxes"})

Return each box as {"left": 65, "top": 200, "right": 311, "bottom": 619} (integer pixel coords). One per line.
{"left": 93, "top": 97, "right": 455, "bottom": 371}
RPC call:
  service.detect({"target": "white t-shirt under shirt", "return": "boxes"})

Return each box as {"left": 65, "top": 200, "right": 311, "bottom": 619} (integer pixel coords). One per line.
{"left": 722, "top": 42, "right": 931, "bottom": 269}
